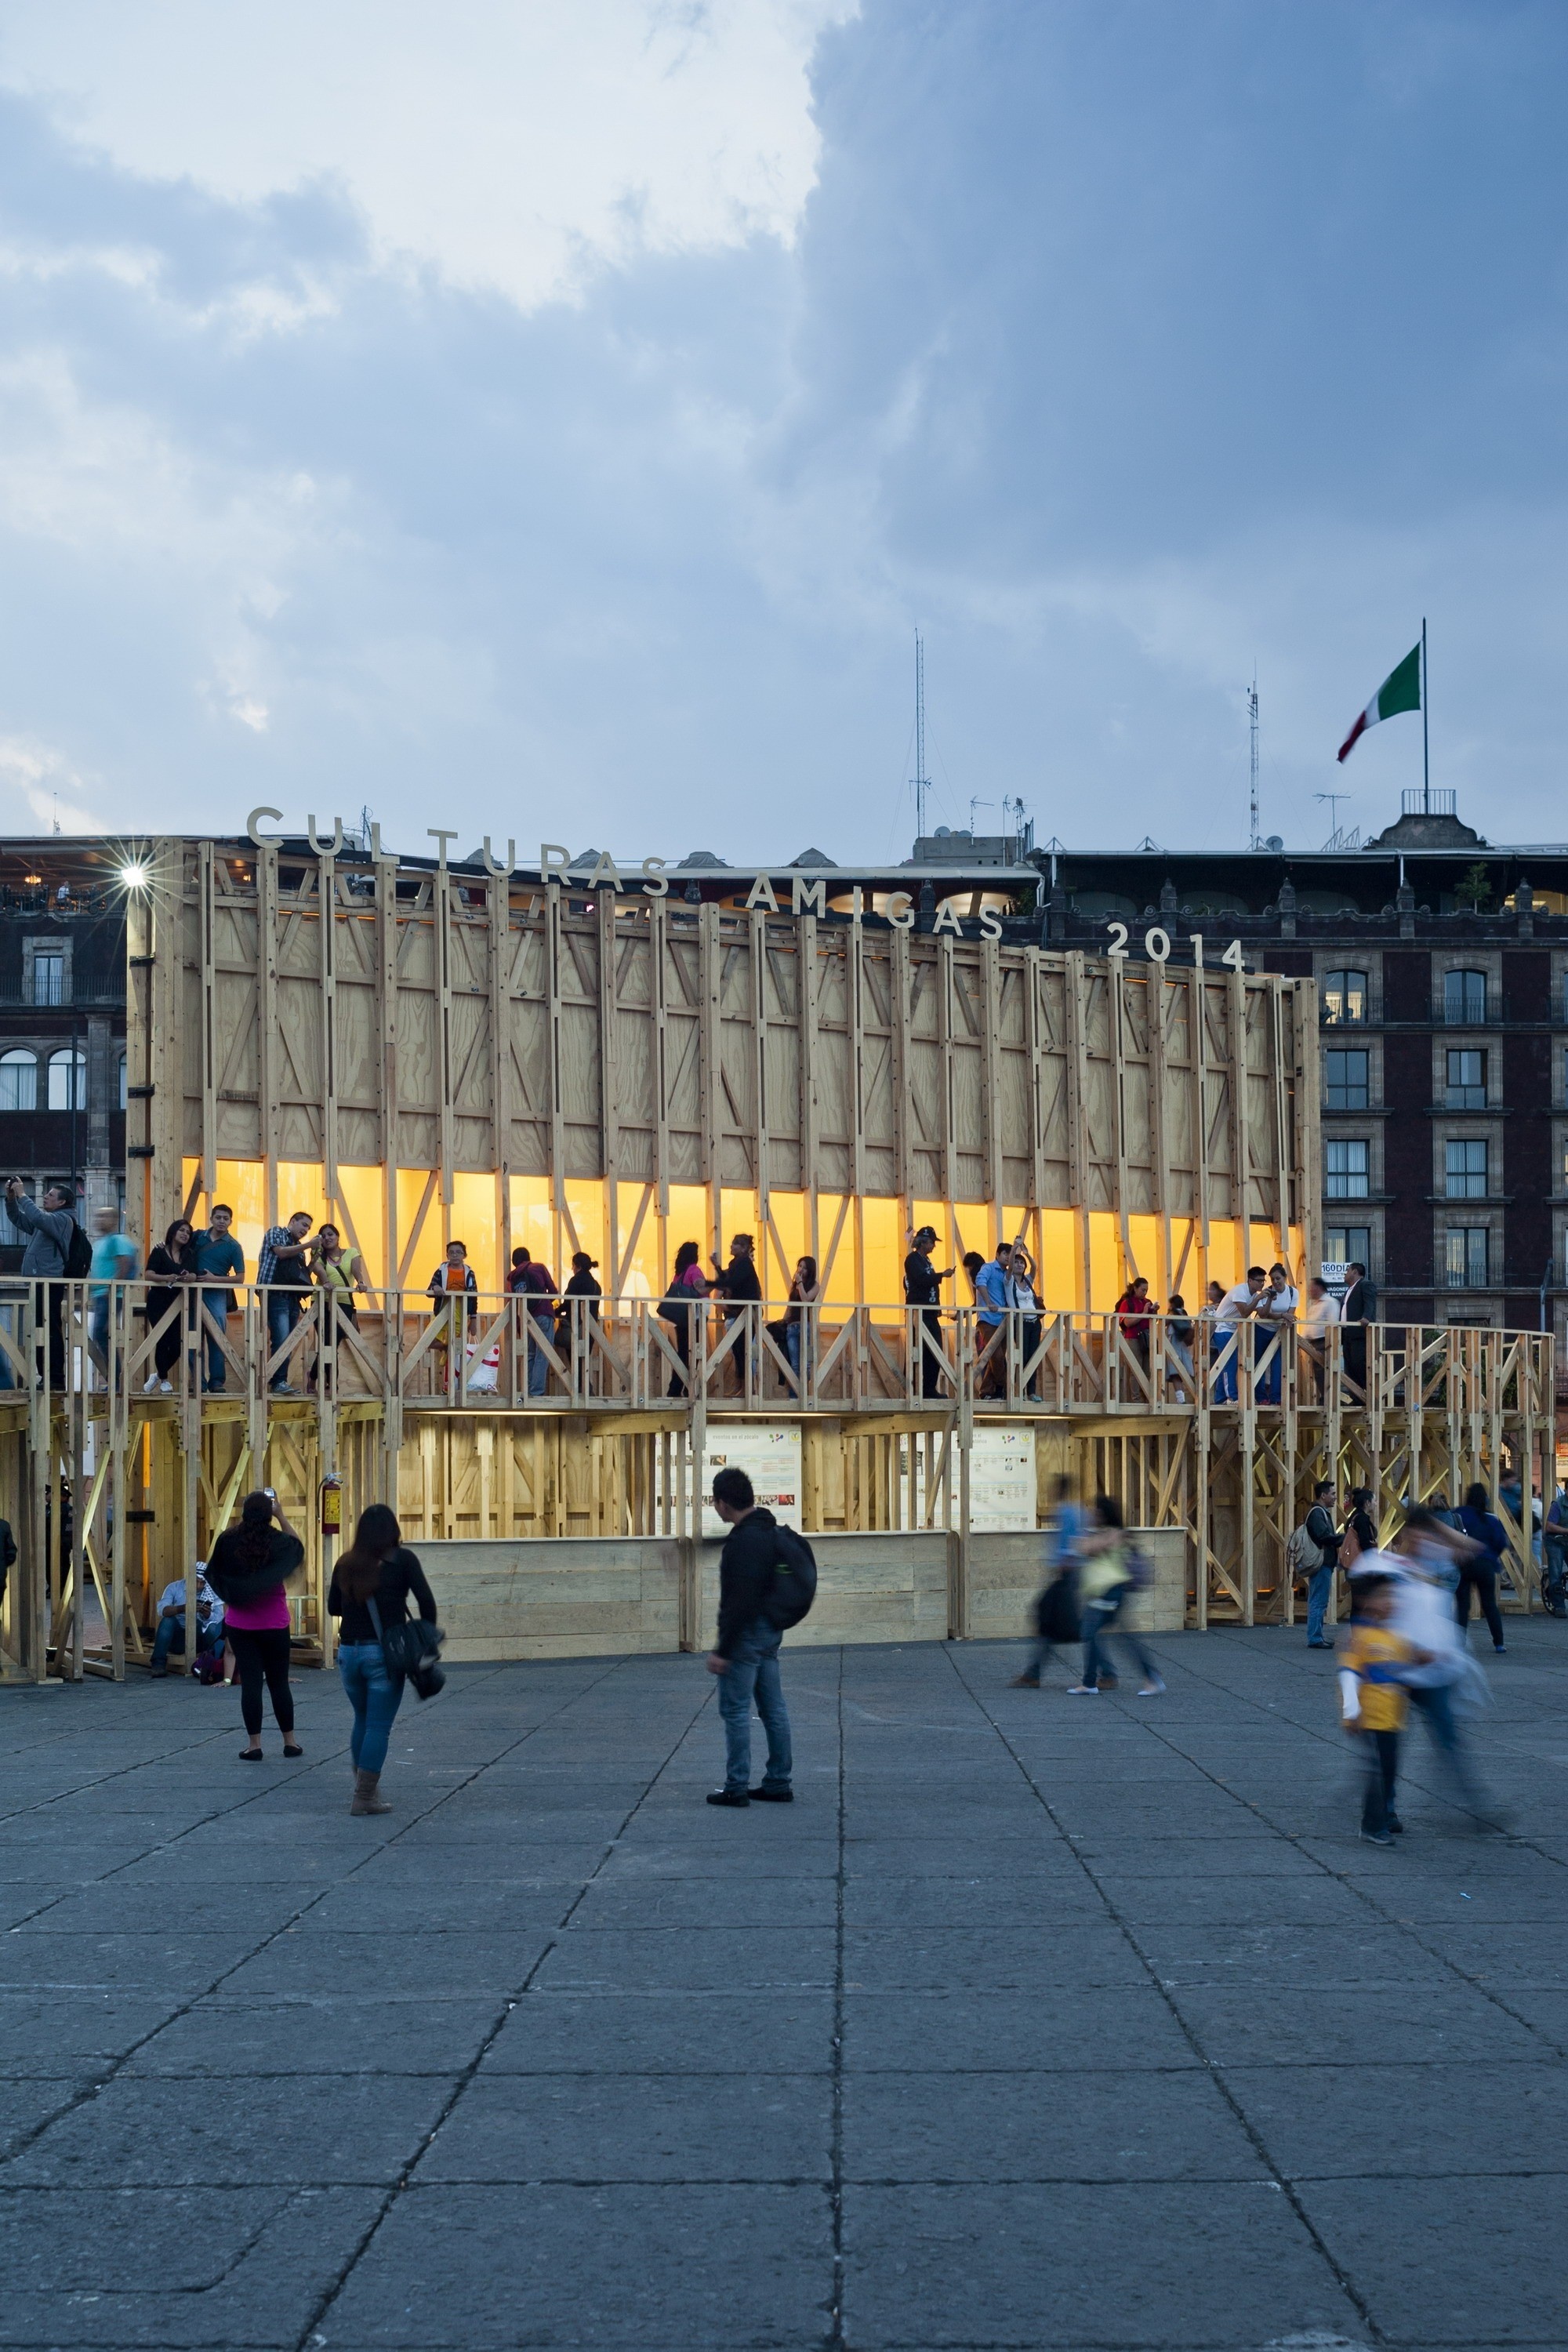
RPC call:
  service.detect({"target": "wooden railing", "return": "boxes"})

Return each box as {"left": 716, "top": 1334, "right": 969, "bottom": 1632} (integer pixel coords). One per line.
{"left": 0, "top": 1283, "right": 1552, "bottom": 1422}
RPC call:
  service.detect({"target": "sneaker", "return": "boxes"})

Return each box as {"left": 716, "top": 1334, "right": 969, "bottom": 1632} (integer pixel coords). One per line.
{"left": 1136, "top": 1676, "right": 1167, "bottom": 1696}
{"left": 706, "top": 1788, "right": 750, "bottom": 1807}
{"left": 750, "top": 1785, "right": 793, "bottom": 1802}
{"left": 1388, "top": 1814, "right": 1405, "bottom": 1833}
{"left": 1494, "top": 1644, "right": 1507, "bottom": 1654}
{"left": 1307, "top": 1639, "right": 1334, "bottom": 1650}
{"left": 158, "top": 1379, "right": 173, "bottom": 1395}
{"left": 1009, "top": 1673, "right": 1040, "bottom": 1688}
{"left": 143, "top": 1375, "right": 160, "bottom": 1395}
{"left": 1359, "top": 1828, "right": 1393, "bottom": 1846}
{"left": 1065, "top": 1684, "right": 1099, "bottom": 1696}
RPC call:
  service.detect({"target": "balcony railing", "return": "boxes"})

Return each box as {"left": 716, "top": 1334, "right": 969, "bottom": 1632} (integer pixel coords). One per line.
{"left": 0, "top": 1284, "right": 1552, "bottom": 1424}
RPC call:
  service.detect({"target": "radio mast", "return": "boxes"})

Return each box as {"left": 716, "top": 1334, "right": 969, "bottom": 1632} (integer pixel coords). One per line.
{"left": 913, "top": 631, "right": 932, "bottom": 840}
{"left": 1247, "top": 673, "right": 1260, "bottom": 851}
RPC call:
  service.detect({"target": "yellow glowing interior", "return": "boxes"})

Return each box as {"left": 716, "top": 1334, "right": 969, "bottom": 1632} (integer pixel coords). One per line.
{"left": 181, "top": 1160, "right": 1300, "bottom": 1315}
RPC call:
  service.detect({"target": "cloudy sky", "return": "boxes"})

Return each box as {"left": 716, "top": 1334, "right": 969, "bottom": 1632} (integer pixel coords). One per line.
{"left": 0, "top": 0, "right": 1563, "bottom": 862}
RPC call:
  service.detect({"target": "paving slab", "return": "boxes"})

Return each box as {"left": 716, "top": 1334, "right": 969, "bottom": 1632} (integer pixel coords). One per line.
{"left": 1, "top": 1623, "right": 1563, "bottom": 2351}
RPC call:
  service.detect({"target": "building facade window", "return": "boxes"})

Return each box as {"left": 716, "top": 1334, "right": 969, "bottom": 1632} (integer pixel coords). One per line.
{"left": 1324, "top": 1048, "right": 1370, "bottom": 1110}
{"left": 1444, "top": 1138, "right": 1487, "bottom": 1199}
{"left": 1324, "top": 1223, "right": 1371, "bottom": 1271}
{"left": 1444, "top": 967, "right": 1487, "bottom": 1025}
{"left": 118, "top": 1051, "right": 127, "bottom": 1111}
{"left": 1445, "top": 1228, "right": 1488, "bottom": 1289}
{"left": 1326, "top": 1139, "right": 1370, "bottom": 1200}
{"left": 31, "top": 950, "right": 64, "bottom": 1007}
{"left": 1322, "top": 968, "right": 1367, "bottom": 1025}
{"left": 0, "top": 1048, "right": 38, "bottom": 1111}
{"left": 1445, "top": 1047, "right": 1486, "bottom": 1109}
{"left": 46, "top": 1047, "right": 85, "bottom": 1112}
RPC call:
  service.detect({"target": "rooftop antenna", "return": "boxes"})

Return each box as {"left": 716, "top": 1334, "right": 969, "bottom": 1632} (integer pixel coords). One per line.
{"left": 912, "top": 631, "right": 932, "bottom": 840}
{"left": 969, "top": 797, "right": 992, "bottom": 835}
{"left": 1247, "top": 671, "right": 1260, "bottom": 851}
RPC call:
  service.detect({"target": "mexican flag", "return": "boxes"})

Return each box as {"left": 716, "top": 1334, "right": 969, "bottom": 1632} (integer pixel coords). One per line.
{"left": 1337, "top": 642, "right": 1421, "bottom": 763}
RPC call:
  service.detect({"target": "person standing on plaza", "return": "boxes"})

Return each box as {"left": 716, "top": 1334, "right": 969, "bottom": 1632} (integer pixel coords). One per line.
{"left": 86, "top": 1204, "right": 138, "bottom": 1383}
{"left": 1301, "top": 1478, "right": 1341, "bottom": 1650}
{"left": 1340, "top": 1485, "right": 1377, "bottom": 1570}
{"left": 258, "top": 1210, "right": 314, "bottom": 1392}
{"left": 705, "top": 1465, "right": 795, "bottom": 1807}
{"left": 1066, "top": 1495, "right": 1165, "bottom": 1697}
{"left": 194, "top": 1203, "right": 244, "bottom": 1394}
{"left": 1013, "top": 1475, "right": 1087, "bottom": 1687}
{"left": 1454, "top": 1482, "right": 1509, "bottom": 1653}
{"left": 904, "top": 1225, "right": 953, "bottom": 1399}
{"left": 1338, "top": 1571, "right": 1429, "bottom": 1845}
{"left": 5, "top": 1177, "right": 74, "bottom": 1388}
{"left": 205, "top": 1491, "right": 304, "bottom": 1760}
{"left": 1544, "top": 1482, "right": 1568, "bottom": 1615}
{"left": 1386, "top": 1508, "right": 1500, "bottom": 1821}
{"left": 328, "top": 1504, "right": 437, "bottom": 1815}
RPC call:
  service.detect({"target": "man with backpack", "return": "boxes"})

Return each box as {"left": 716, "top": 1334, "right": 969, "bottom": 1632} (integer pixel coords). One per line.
{"left": 704, "top": 1464, "right": 813, "bottom": 1806}
{"left": 1290, "top": 1478, "right": 1342, "bottom": 1650}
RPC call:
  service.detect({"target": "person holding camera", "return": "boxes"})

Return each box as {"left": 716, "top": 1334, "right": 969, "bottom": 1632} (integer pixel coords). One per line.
{"left": 328, "top": 1505, "right": 437, "bottom": 1815}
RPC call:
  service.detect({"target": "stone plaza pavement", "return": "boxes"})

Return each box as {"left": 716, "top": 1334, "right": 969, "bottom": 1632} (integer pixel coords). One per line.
{"left": 2, "top": 1625, "right": 1566, "bottom": 2352}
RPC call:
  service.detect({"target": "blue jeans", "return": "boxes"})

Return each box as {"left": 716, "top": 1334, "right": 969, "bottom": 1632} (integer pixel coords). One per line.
{"left": 717, "top": 1617, "right": 792, "bottom": 1793}
{"left": 151, "top": 1612, "right": 221, "bottom": 1668}
{"left": 1306, "top": 1564, "right": 1334, "bottom": 1643}
{"left": 89, "top": 1294, "right": 110, "bottom": 1372}
{"left": 267, "top": 1290, "right": 304, "bottom": 1388}
{"left": 528, "top": 1318, "right": 552, "bottom": 1396}
{"left": 202, "top": 1296, "right": 229, "bottom": 1390}
{"left": 1080, "top": 1593, "right": 1156, "bottom": 1689}
{"left": 337, "top": 1640, "right": 405, "bottom": 1775}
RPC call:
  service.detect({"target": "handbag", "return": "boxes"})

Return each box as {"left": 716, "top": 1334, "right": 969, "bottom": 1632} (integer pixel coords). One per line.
{"left": 366, "top": 1594, "right": 446, "bottom": 1701}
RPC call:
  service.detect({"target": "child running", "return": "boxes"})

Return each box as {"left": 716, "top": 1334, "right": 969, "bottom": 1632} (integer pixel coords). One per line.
{"left": 1338, "top": 1570, "right": 1431, "bottom": 1844}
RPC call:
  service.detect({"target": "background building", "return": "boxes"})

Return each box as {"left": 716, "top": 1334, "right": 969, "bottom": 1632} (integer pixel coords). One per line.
{"left": 0, "top": 840, "right": 128, "bottom": 1261}
{"left": 1026, "top": 789, "right": 1568, "bottom": 1348}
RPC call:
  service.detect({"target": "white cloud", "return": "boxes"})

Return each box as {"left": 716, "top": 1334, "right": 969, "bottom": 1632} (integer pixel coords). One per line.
{"left": 0, "top": 0, "right": 857, "bottom": 310}
{"left": 0, "top": 734, "right": 111, "bottom": 833}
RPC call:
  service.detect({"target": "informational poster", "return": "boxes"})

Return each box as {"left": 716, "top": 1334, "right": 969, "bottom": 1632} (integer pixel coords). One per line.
{"left": 1320, "top": 1259, "right": 1351, "bottom": 1303}
{"left": 699, "top": 1423, "right": 803, "bottom": 1540}
{"left": 966, "top": 1422, "right": 1038, "bottom": 1532}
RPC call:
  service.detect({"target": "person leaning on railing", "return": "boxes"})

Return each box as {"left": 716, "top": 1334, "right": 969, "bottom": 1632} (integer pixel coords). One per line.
{"left": 87, "top": 1205, "right": 139, "bottom": 1382}
{"left": 192, "top": 1204, "right": 244, "bottom": 1395}
{"left": 903, "top": 1225, "right": 953, "bottom": 1399}
{"left": 144, "top": 1220, "right": 198, "bottom": 1396}
{"left": 258, "top": 1212, "right": 314, "bottom": 1394}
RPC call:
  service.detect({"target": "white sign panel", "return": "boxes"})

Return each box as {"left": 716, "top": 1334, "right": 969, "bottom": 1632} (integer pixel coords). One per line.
{"left": 699, "top": 1423, "right": 803, "bottom": 1541}
{"left": 967, "top": 1423, "right": 1038, "bottom": 1533}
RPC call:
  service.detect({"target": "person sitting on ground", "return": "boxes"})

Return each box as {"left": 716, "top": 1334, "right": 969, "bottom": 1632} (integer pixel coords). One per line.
{"left": 149, "top": 1567, "right": 224, "bottom": 1676}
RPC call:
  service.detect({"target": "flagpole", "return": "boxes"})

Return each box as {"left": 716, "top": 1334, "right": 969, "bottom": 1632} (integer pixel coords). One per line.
{"left": 1421, "top": 615, "right": 1429, "bottom": 812}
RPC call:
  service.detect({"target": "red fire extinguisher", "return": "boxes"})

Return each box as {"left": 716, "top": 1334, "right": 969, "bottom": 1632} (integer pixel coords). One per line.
{"left": 321, "top": 1472, "right": 343, "bottom": 1536}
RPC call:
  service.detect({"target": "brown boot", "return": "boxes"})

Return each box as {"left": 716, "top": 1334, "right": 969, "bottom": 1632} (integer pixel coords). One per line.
{"left": 350, "top": 1769, "right": 390, "bottom": 1815}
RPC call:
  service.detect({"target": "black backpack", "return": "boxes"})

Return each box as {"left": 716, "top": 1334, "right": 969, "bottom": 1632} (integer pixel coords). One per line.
{"left": 763, "top": 1526, "right": 818, "bottom": 1630}
{"left": 64, "top": 1220, "right": 93, "bottom": 1279}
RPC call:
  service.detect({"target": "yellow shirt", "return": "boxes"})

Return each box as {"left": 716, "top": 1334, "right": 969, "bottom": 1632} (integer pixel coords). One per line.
{"left": 1079, "top": 1537, "right": 1131, "bottom": 1604}
{"left": 1340, "top": 1623, "right": 1415, "bottom": 1731}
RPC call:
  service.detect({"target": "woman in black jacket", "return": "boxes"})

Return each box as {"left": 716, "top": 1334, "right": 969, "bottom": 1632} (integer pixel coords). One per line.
{"left": 328, "top": 1504, "right": 437, "bottom": 1815}
{"left": 144, "top": 1218, "right": 198, "bottom": 1392}
{"left": 206, "top": 1490, "right": 305, "bottom": 1760}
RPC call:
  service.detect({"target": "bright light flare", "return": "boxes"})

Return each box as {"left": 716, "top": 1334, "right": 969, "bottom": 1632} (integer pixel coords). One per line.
{"left": 120, "top": 862, "right": 150, "bottom": 890}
